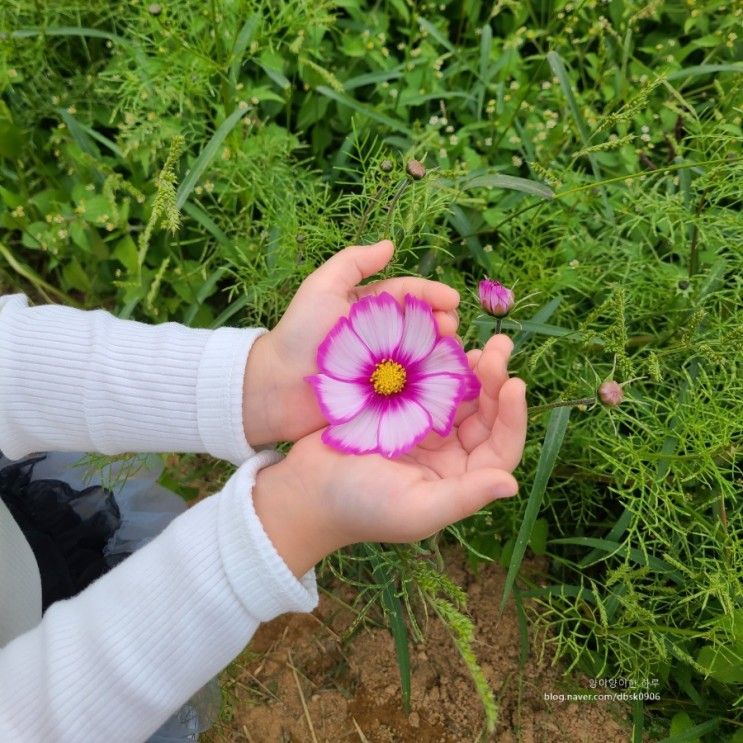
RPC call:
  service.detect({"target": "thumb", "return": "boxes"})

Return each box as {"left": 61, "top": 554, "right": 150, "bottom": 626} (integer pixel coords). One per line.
{"left": 310, "top": 240, "right": 395, "bottom": 291}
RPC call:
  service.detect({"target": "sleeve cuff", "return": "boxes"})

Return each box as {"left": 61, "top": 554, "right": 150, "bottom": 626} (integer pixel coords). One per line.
{"left": 217, "top": 450, "right": 319, "bottom": 622}
{"left": 196, "top": 326, "right": 268, "bottom": 466}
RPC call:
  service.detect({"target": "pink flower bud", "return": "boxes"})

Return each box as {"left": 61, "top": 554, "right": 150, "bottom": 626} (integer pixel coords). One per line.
{"left": 478, "top": 278, "right": 515, "bottom": 318}
{"left": 598, "top": 380, "right": 624, "bottom": 407}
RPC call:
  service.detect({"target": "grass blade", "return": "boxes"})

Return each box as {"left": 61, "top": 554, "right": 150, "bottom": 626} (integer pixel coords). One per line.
{"left": 463, "top": 173, "right": 554, "bottom": 200}
{"left": 229, "top": 15, "right": 259, "bottom": 85}
{"left": 417, "top": 17, "right": 455, "bottom": 53}
{"left": 316, "top": 86, "right": 411, "bottom": 134}
{"left": 56, "top": 107, "right": 99, "bottom": 157}
{"left": 547, "top": 52, "right": 592, "bottom": 145}
{"left": 666, "top": 63, "right": 743, "bottom": 81}
{"left": 500, "top": 406, "right": 571, "bottom": 609}
{"left": 632, "top": 698, "right": 644, "bottom": 743}
{"left": 183, "top": 266, "right": 229, "bottom": 326}
{"left": 344, "top": 67, "right": 403, "bottom": 90}
{"left": 209, "top": 291, "right": 254, "bottom": 329}
{"left": 365, "top": 545, "right": 411, "bottom": 713}
{"left": 448, "top": 205, "right": 488, "bottom": 271}
{"left": 182, "top": 202, "right": 231, "bottom": 246}
{"left": 547, "top": 51, "right": 612, "bottom": 217}
{"left": 513, "top": 589, "right": 530, "bottom": 667}
{"left": 578, "top": 507, "right": 632, "bottom": 568}
{"left": 11, "top": 26, "right": 128, "bottom": 44}
{"left": 656, "top": 718, "right": 720, "bottom": 743}
{"left": 550, "top": 536, "right": 683, "bottom": 582}
{"left": 175, "top": 106, "right": 250, "bottom": 210}
{"left": 0, "top": 241, "right": 76, "bottom": 304}
{"left": 513, "top": 296, "right": 562, "bottom": 351}
{"left": 476, "top": 22, "right": 493, "bottom": 117}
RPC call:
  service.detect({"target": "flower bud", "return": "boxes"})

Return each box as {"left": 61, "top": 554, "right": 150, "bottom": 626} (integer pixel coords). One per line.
{"left": 406, "top": 160, "right": 426, "bottom": 180}
{"left": 478, "top": 278, "right": 515, "bottom": 318}
{"left": 380, "top": 159, "right": 393, "bottom": 173}
{"left": 598, "top": 380, "right": 624, "bottom": 407}
{"left": 148, "top": 3, "right": 162, "bottom": 15}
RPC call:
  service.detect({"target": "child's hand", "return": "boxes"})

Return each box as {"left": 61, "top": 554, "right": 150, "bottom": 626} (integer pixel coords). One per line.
{"left": 252, "top": 334, "right": 527, "bottom": 577}
{"left": 242, "top": 240, "right": 460, "bottom": 445}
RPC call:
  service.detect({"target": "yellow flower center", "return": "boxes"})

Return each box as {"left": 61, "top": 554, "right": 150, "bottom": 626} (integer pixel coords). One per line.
{"left": 370, "top": 359, "right": 407, "bottom": 396}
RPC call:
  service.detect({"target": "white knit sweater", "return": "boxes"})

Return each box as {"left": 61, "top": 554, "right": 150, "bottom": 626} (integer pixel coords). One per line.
{"left": 0, "top": 294, "right": 318, "bottom": 742}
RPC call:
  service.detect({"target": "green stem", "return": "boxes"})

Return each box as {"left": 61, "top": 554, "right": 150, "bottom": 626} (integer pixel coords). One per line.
{"left": 495, "top": 317, "right": 502, "bottom": 334}
{"left": 528, "top": 396, "right": 596, "bottom": 415}
{"left": 355, "top": 184, "right": 385, "bottom": 243}
{"left": 382, "top": 177, "right": 411, "bottom": 239}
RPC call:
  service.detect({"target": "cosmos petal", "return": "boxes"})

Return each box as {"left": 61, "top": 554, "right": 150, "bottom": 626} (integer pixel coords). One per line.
{"left": 316, "top": 316, "right": 375, "bottom": 381}
{"left": 348, "top": 292, "right": 404, "bottom": 359}
{"left": 377, "top": 397, "right": 432, "bottom": 458}
{"left": 306, "top": 374, "right": 371, "bottom": 423}
{"left": 406, "top": 373, "right": 465, "bottom": 435}
{"left": 410, "top": 336, "right": 469, "bottom": 378}
{"left": 462, "top": 369, "right": 481, "bottom": 400}
{"left": 396, "top": 294, "right": 437, "bottom": 365}
{"left": 323, "top": 405, "right": 383, "bottom": 454}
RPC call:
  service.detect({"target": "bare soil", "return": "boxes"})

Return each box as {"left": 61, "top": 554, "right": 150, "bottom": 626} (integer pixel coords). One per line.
{"left": 203, "top": 546, "right": 633, "bottom": 743}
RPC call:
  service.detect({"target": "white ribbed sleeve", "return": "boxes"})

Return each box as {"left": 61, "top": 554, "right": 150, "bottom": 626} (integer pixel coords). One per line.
{"left": 0, "top": 293, "right": 320, "bottom": 741}
{"left": 0, "top": 294, "right": 264, "bottom": 466}
{"left": 0, "top": 450, "right": 318, "bottom": 742}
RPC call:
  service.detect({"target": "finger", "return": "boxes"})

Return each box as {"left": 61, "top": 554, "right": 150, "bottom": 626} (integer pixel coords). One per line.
{"left": 478, "top": 334, "right": 514, "bottom": 405}
{"left": 469, "top": 377, "right": 528, "bottom": 472}
{"left": 457, "top": 335, "right": 513, "bottom": 449}
{"left": 488, "top": 377, "right": 528, "bottom": 471}
{"left": 308, "top": 240, "right": 395, "bottom": 292}
{"left": 355, "top": 277, "right": 460, "bottom": 311}
{"left": 433, "top": 309, "right": 458, "bottom": 337}
{"left": 399, "top": 469, "right": 519, "bottom": 540}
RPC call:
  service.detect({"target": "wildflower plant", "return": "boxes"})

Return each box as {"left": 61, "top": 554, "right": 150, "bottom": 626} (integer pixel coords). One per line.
{"left": 1, "top": 0, "right": 742, "bottom": 738}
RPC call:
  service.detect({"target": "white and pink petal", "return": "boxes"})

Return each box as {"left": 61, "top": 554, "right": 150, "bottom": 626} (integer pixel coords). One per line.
{"left": 462, "top": 369, "right": 481, "bottom": 400}
{"left": 306, "top": 374, "right": 371, "bottom": 423}
{"left": 322, "top": 405, "right": 383, "bottom": 455}
{"left": 410, "top": 336, "right": 469, "bottom": 378}
{"left": 377, "top": 397, "right": 432, "bottom": 458}
{"left": 396, "top": 294, "right": 437, "bottom": 365}
{"left": 316, "top": 317, "right": 374, "bottom": 381}
{"left": 407, "top": 373, "right": 465, "bottom": 435}
{"left": 349, "top": 292, "right": 403, "bottom": 359}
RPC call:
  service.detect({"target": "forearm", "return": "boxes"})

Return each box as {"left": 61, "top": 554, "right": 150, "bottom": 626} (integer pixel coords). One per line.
{"left": 0, "top": 294, "right": 264, "bottom": 465}
{"left": 0, "top": 451, "right": 318, "bottom": 742}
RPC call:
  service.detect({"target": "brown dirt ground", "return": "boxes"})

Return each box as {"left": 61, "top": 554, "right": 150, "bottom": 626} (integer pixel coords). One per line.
{"left": 201, "top": 545, "right": 633, "bottom": 743}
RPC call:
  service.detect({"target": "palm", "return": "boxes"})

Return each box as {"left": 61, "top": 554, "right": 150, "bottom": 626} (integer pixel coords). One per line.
{"left": 287, "top": 335, "right": 527, "bottom": 545}
{"left": 263, "top": 242, "right": 460, "bottom": 442}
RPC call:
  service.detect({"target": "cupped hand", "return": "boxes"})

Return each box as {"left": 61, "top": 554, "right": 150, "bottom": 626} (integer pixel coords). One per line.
{"left": 243, "top": 240, "right": 461, "bottom": 445}
{"left": 253, "top": 334, "right": 527, "bottom": 577}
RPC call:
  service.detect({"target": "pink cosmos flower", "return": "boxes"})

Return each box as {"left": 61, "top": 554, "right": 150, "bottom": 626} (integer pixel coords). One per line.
{"left": 306, "top": 292, "right": 480, "bottom": 459}
{"left": 479, "top": 278, "right": 515, "bottom": 318}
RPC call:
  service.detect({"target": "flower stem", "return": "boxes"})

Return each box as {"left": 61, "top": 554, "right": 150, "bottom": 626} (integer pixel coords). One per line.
{"left": 495, "top": 317, "right": 502, "bottom": 334}
{"left": 528, "top": 396, "right": 596, "bottom": 414}
{"left": 382, "top": 177, "right": 410, "bottom": 238}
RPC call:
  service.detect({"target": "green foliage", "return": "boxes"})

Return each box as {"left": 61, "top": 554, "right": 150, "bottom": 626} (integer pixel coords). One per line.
{"left": 1, "top": 0, "right": 742, "bottom": 737}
